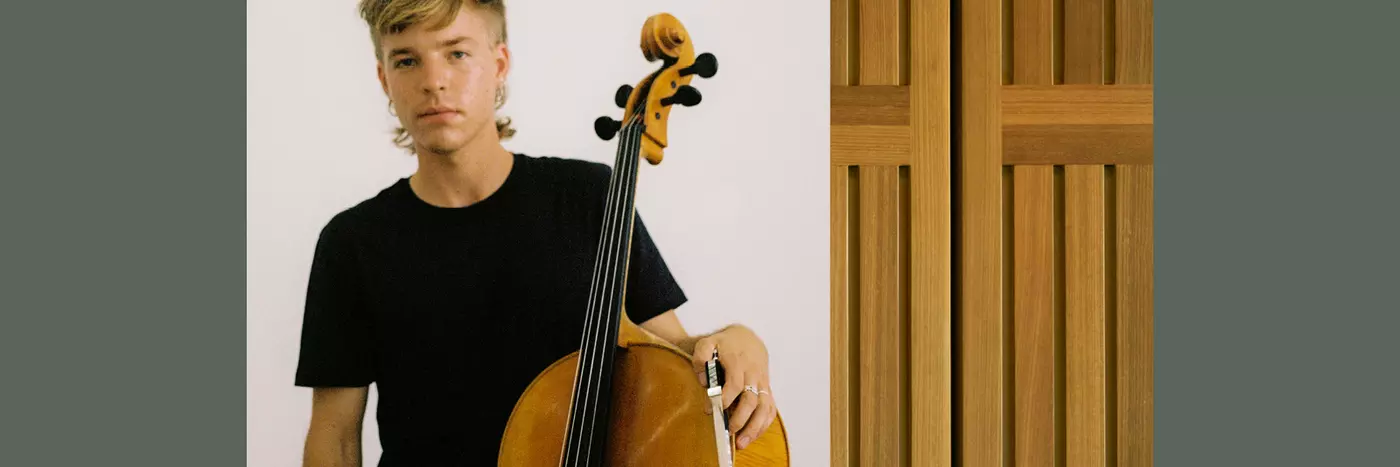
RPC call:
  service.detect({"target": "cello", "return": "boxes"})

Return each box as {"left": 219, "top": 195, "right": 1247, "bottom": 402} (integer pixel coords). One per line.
{"left": 497, "top": 12, "right": 790, "bottom": 467}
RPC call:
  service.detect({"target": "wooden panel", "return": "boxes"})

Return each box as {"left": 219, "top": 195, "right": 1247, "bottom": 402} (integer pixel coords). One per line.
{"left": 833, "top": 85, "right": 910, "bottom": 126}
{"left": 910, "top": 0, "right": 952, "bottom": 463}
{"left": 1115, "top": 0, "right": 1152, "bottom": 84}
{"left": 860, "top": 167, "right": 905, "bottom": 467}
{"left": 1065, "top": 165, "right": 1106, "bottom": 467}
{"left": 833, "top": 125, "right": 911, "bottom": 166}
{"left": 860, "top": 0, "right": 902, "bottom": 85}
{"left": 958, "top": 0, "right": 1004, "bottom": 465}
{"left": 833, "top": 0, "right": 854, "bottom": 86}
{"left": 833, "top": 85, "right": 1153, "bottom": 126}
{"left": 1116, "top": 165, "right": 1153, "bottom": 467}
{"left": 1014, "top": 166, "right": 1055, "bottom": 467}
{"left": 832, "top": 166, "right": 855, "bottom": 467}
{"left": 1003, "top": 124, "right": 1152, "bottom": 165}
{"left": 1001, "top": 85, "right": 1152, "bottom": 126}
{"left": 1064, "top": 0, "right": 1107, "bottom": 84}
{"left": 830, "top": 85, "right": 1152, "bottom": 167}
{"left": 1013, "top": 0, "right": 1055, "bottom": 84}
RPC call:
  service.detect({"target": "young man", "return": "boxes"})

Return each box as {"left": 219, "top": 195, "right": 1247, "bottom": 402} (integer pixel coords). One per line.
{"left": 295, "top": 1, "right": 778, "bottom": 465}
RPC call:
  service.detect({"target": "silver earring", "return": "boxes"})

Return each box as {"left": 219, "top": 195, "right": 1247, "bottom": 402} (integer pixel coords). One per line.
{"left": 388, "top": 100, "right": 397, "bottom": 116}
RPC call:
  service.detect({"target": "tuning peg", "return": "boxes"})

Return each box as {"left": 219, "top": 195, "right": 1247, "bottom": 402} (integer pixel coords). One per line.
{"left": 660, "top": 85, "right": 702, "bottom": 107}
{"left": 614, "top": 84, "right": 633, "bottom": 108}
{"left": 594, "top": 116, "right": 621, "bottom": 140}
{"left": 679, "top": 52, "right": 718, "bottom": 79}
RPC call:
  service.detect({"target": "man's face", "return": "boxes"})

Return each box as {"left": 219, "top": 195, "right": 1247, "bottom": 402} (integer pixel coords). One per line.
{"left": 377, "top": 8, "right": 508, "bottom": 155}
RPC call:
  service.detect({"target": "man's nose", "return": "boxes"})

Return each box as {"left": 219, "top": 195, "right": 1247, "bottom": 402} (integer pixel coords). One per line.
{"left": 421, "top": 58, "right": 450, "bottom": 92}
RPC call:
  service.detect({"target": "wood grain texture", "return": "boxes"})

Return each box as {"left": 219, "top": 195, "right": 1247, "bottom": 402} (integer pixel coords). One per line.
{"left": 1014, "top": 0, "right": 1055, "bottom": 84}
{"left": 1064, "top": 0, "right": 1107, "bottom": 84}
{"left": 910, "top": 0, "right": 952, "bottom": 463}
{"left": 1065, "top": 165, "right": 1106, "bottom": 467}
{"left": 860, "top": 0, "right": 902, "bottom": 85}
{"left": 958, "top": 0, "right": 1004, "bottom": 465}
{"left": 833, "top": 125, "right": 911, "bottom": 166}
{"left": 832, "top": 166, "right": 855, "bottom": 467}
{"left": 833, "top": 85, "right": 911, "bottom": 126}
{"left": 833, "top": 0, "right": 854, "bottom": 86}
{"left": 830, "top": 85, "right": 1152, "bottom": 167}
{"left": 1116, "top": 165, "right": 1153, "bottom": 467}
{"left": 1115, "top": 0, "right": 1152, "bottom": 84}
{"left": 1001, "top": 85, "right": 1152, "bottom": 126}
{"left": 1003, "top": 124, "right": 1152, "bottom": 165}
{"left": 860, "top": 167, "right": 905, "bottom": 467}
{"left": 1014, "top": 166, "right": 1055, "bottom": 467}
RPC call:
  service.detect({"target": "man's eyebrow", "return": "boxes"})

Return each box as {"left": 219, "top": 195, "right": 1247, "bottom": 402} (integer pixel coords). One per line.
{"left": 388, "top": 36, "right": 477, "bottom": 57}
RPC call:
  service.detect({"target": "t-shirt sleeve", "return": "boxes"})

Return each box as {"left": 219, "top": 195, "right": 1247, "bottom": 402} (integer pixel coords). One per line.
{"left": 574, "top": 158, "right": 688, "bottom": 324}
{"left": 294, "top": 214, "right": 376, "bottom": 388}
{"left": 624, "top": 211, "right": 689, "bottom": 325}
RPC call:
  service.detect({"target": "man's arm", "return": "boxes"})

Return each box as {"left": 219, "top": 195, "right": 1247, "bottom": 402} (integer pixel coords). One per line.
{"left": 638, "top": 309, "right": 700, "bottom": 354}
{"left": 303, "top": 386, "right": 369, "bottom": 467}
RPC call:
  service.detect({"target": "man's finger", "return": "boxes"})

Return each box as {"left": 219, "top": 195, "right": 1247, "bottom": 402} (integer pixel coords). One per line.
{"left": 736, "top": 393, "right": 775, "bottom": 450}
{"left": 722, "top": 370, "right": 747, "bottom": 409}
{"left": 726, "top": 390, "right": 759, "bottom": 443}
{"left": 691, "top": 337, "right": 718, "bottom": 375}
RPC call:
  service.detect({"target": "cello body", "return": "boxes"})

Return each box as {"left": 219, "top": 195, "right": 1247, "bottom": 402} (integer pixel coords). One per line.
{"left": 498, "top": 312, "right": 789, "bottom": 466}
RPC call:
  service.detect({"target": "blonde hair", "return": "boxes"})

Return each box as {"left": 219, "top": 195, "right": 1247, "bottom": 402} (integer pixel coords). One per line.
{"left": 358, "top": 0, "right": 515, "bottom": 153}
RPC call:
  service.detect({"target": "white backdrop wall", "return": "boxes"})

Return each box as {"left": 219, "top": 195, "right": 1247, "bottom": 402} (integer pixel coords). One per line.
{"left": 247, "top": 1, "right": 830, "bottom": 465}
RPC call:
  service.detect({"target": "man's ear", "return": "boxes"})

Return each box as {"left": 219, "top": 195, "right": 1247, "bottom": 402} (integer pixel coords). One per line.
{"left": 494, "top": 44, "right": 511, "bottom": 82}
{"left": 377, "top": 61, "right": 389, "bottom": 97}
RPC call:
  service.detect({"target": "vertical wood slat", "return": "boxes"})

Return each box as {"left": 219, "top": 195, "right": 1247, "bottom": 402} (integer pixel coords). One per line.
{"left": 959, "top": 0, "right": 1004, "bottom": 465}
{"left": 860, "top": 0, "right": 902, "bottom": 85}
{"left": 1066, "top": 165, "right": 1107, "bottom": 467}
{"left": 1014, "top": 166, "right": 1056, "bottom": 467}
{"left": 1013, "top": 0, "right": 1055, "bottom": 85}
{"left": 1116, "top": 165, "right": 1153, "bottom": 467}
{"left": 833, "top": 0, "right": 854, "bottom": 86}
{"left": 1115, "top": 0, "right": 1152, "bottom": 84}
{"left": 1063, "top": 0, "right": 1107, "bottom": 84}
{"left": 860, "top": 167, "right": 905, "bottom": 467}
{"left": 910, "top": 0, "right": 952, "bottom": 464}
{"left": 1002, "top": 168, "right": 1016, "bottom": 467}
{"left": 833, "top": 166, "right": 854, "bottom": 467}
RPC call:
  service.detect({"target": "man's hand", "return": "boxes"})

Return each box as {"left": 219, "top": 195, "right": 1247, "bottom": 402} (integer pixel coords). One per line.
{"left": 690, "top": 324, "right": 777, "bottom": 450}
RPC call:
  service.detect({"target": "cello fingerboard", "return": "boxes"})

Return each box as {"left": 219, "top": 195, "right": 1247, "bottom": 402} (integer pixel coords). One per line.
{"left": 558, "top": 115, "right": 647, "bottom": 467}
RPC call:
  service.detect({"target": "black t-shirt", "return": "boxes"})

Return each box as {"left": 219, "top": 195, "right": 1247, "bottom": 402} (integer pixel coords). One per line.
{"left": 293, "top": 153, "right": 688, "bottom": 466}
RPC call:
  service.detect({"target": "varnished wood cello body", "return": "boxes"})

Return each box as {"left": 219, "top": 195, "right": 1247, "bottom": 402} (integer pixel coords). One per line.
{"left": 498, "top": 13, "right": 790, "bottom": 467}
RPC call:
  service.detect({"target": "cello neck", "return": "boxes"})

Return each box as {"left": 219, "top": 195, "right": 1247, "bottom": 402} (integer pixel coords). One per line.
{"left": 559, "top": 115, "right": 646, "bottom": 466}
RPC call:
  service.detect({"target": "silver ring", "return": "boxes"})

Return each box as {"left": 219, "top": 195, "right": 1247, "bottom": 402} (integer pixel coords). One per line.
{"left": 743, "top": 385, "right": 759, "bottom": 396}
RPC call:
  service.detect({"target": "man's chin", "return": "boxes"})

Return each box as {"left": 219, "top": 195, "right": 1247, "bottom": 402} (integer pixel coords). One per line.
{"left": 414, "top": 133, "right": 464, "bottom": 155}
{"left": 422, "top": 143, "right": 463, "bottom": 156}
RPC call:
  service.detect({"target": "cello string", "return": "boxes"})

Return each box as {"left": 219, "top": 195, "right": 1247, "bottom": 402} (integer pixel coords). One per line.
{"left": 582, "top": 111, "right": 641, "bottom": 464}
{"left": 582, "top": 115, "right": 640, "bottom": 464}
{"left": 581, "top": 114, "right": 641, "bottom": 465}
{"left": 565, "top": 115, "right": 632, "bottom": 464}
{"left": 572, "top": 114, "right": 641, "bottom": 465}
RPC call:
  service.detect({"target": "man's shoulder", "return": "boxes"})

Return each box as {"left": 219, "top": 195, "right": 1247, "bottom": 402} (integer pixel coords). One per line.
{"left": 520, "top": 153, "right": 613, "bottom": 190}
{"left": 314, "top": 180, "right": 404, "bottom": 245}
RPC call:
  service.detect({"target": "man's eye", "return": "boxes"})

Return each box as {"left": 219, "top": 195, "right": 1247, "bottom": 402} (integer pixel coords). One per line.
{"left": 394, "top": 58, "right": 416, "bottom": 68}
{"left": 451, "top": 51, "right": 469, "bottom": 59}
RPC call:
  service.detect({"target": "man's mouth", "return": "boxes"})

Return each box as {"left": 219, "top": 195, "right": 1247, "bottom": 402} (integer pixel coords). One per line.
{"left": 419, "top": 106, "right": 459, "bottom": 117}
{"left": 418, "top": 106, "right": 461, "bottom": 122}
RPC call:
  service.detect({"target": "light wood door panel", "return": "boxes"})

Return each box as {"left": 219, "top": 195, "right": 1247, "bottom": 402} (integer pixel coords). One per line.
{"left": 829, "top": 0, "right": 1149, "bottom": 466}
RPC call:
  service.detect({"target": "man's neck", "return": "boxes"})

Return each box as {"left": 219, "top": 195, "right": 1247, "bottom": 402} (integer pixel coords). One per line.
{"left": 409, "top": 139, "right": 515, "bottom": 209}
